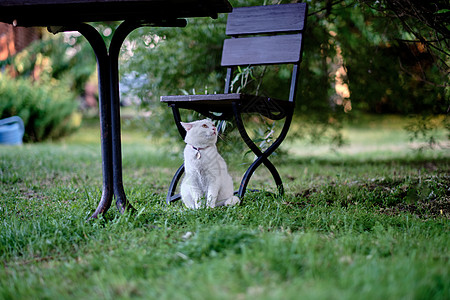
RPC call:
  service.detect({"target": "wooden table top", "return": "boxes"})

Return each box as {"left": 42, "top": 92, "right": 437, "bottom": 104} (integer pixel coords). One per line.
{"left": 0, "top": 0, "right": 232, "bottom": 27}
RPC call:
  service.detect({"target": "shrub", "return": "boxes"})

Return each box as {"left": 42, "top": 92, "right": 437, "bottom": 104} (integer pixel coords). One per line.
{"left": 0, "top": 74, "right": 81, "bottom": 142}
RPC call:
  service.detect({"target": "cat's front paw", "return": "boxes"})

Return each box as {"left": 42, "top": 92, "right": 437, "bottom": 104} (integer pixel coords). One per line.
{"left": 224, "top": 196, "right": 240, "bottom": 206}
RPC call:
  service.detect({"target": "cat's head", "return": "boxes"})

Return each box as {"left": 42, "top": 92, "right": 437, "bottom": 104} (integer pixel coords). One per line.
{"left": 181, "top": 119, "right": 217, "bottom": 147}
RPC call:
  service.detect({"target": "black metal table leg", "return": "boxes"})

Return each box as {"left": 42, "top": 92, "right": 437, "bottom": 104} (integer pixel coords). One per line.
{"left": 69, "top": 24, "right": 114, "bottom": 219}
{"left": 108, "top": 21, "right": 143, "bottom": 214}
{"left": 55, "top": 19, "right": 187, "bottom": 217}
{"left": 55, "top": 22, "right": 137, "bottom": 218}
{"left": 109, "top": 20, "right": 186, "bottom": 212}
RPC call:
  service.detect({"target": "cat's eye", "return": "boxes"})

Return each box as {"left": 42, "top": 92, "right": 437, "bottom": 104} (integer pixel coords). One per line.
{"left": 202, "top": 124, "right": 208, "bottom": 128}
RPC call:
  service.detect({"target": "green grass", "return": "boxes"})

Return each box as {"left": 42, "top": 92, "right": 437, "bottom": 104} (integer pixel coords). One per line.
{"left": 1, "top": 116, "right": 449, "bottom": 299}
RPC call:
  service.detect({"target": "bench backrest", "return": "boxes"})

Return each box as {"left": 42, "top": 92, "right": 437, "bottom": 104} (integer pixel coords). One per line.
{"left": 221, "top": 3, "right": 307, "bottom": 67}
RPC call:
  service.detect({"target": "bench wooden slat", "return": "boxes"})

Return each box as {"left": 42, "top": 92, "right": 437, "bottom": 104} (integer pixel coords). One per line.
{"left": 226, "top": 3, "right": 307, "bottom": 36}
{"left": 161, "top": 93, "right": 243, "bottom": 103}
{"left": 221, "top": 34, "right": 303, "bottom": 67}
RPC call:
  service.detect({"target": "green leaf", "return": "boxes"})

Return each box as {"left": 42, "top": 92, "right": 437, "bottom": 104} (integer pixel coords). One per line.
{"left": 436, "top": 9, "right": 450, "bottom": 14}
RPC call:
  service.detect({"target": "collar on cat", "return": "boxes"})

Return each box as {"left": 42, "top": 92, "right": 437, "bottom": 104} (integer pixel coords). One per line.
{"left": 190, "top": 145, "right": 210, "bottom": 160}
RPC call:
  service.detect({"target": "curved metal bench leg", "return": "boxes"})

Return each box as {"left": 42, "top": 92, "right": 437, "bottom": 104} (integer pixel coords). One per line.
{"left": 238, "top": 153, "right": 284, "bottom": 198}
{"left": 166, "top": 164, "right": 184, "bottom": 204}
{"left": 232, "top": 102, "right": 292, "bottom": 199}
{"left": 164, "top": 106, "right": 185, "bottom": 204}
{"left": 171, "top": 105, "right": 187, "bottom": 139}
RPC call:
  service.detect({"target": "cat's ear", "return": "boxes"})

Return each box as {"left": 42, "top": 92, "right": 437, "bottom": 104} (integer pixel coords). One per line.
{"left": 181, "top": 122, "right": 193, "bottom": 131}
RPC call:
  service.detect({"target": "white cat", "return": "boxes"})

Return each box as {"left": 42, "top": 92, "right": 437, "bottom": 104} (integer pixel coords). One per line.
{"left": 180, "top": 119, "right": 240, "bottom": 209}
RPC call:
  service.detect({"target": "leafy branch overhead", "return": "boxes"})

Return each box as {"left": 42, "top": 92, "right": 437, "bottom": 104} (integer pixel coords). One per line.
{"left": 361, "top": 0, "right": 449, "bottom": 75}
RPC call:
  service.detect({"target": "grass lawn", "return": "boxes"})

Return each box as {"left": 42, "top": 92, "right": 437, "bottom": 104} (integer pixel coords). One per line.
{"left": 1, "top": 115, "right": 449, "bottom": 299}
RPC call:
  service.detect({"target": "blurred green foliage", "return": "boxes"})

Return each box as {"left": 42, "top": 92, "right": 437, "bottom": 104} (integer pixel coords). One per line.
{"left": 0, "top": 74, "right": 81, "bottom": 142}
{"left": 1, "top": 30, "right": 97, "bottom": 96}
{"left": 333, "top": 1, "right": 448, "bottom": 115}
{"left": 0, "top": 27, "right": 104, "bottom": 142}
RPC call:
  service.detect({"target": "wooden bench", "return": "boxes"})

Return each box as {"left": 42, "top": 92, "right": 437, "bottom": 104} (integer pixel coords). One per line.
{"left": 161, "top": 3, "right": 308, "bottom": 203}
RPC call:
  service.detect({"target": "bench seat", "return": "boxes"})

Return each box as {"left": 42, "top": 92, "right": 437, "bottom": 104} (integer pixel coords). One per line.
{"left": 161, "top": 93, "right": 293, "bottom": 120}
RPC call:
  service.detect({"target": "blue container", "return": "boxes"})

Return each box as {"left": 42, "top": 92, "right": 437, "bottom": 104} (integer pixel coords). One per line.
{"left": 0, "top": 116, "right": 25, "bottom": 145}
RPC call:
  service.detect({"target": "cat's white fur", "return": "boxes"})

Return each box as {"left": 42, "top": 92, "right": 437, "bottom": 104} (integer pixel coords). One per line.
{"left": 180, "top": 119, "right": 240, "bottom": 209}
